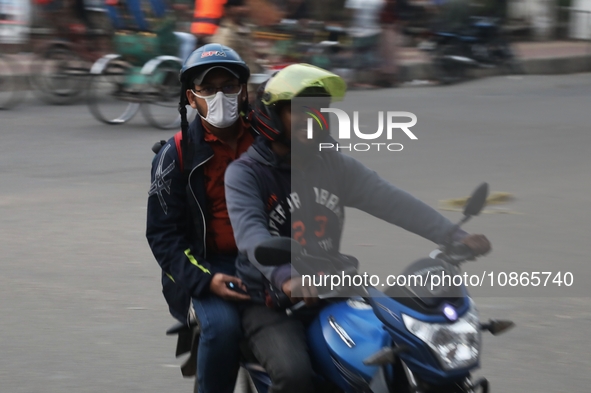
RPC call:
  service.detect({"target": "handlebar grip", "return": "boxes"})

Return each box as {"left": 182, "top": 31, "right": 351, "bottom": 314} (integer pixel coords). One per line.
{"left": 448, "top": 242, "right": 476, "bottom": 262}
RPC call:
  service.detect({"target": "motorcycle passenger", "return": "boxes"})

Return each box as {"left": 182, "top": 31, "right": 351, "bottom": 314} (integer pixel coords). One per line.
{"left": 146, "top": 43, "right": 254, "bottom": 393}
{"left": 224, "top": 63, "right": 491, "bottom": 393}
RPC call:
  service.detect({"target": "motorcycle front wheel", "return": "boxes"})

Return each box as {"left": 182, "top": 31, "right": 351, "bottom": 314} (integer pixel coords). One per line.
{"left": 432, "top": 45, "right": 469, "bottom": 85}
{"left": 489, "top": 38, "right": 525, "bottom": 75}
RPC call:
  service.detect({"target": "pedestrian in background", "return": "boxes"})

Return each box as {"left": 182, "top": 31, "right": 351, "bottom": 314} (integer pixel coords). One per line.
{"left": 378, "top": 0, "right": 400, "bottom": 87}
{"left": 191, "top": 0, "right": 225, "bottom": 45}
{"left": 345, "top": 0, "right": 384, "bottom": 87}
{"left": 210, "top": 0, "right": 262, "bottom": 73}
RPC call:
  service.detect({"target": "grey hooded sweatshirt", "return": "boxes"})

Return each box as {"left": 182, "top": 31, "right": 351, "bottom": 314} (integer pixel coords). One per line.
{"left": 224, "top": 137, "right": 463, "bottom": 301}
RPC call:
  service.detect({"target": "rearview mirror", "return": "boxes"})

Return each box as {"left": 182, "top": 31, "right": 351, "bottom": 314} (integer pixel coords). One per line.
{"left": 254, "top": 237, "right": 302, "bottom": 267}
{"left": 481, "top": 319, "right": 515, "bottom": 336}
{"left": 463, "top": 182, "right": 489, "bottom": 217}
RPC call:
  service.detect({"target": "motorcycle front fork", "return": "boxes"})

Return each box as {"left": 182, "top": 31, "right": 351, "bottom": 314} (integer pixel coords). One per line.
{"left": 400, "top": 360, "right": 489, "bottom": 393}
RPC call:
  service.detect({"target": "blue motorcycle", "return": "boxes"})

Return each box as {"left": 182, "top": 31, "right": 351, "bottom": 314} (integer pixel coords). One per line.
{"left": 167, "top": 183, "right": 514, "bottom": 393}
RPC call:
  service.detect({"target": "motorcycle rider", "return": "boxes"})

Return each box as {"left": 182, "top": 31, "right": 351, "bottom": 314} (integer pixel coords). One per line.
{"left": 224, "top": 63, "right": 491, "bottom": 393}
{"left": 146, "top": 43, "right": 254, "bottom": 393}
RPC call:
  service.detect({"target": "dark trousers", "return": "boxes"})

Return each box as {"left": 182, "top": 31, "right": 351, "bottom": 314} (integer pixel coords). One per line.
{"left": 241, "top": 304, "right": 315, "bottom": 393}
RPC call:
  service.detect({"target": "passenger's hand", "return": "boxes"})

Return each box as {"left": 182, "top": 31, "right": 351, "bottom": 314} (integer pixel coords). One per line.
{"left": 282, "top": 277, "right": 318, "bottom": 307}
{"left": 209, "top": 273, "right": 251, "bottom": 301}
{"left": 461, "top": 234, "right": 491, "bottom": 256}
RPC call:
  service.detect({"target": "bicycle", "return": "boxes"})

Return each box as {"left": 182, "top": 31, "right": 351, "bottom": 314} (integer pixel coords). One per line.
{"left": 26, "top": 0, "right": 115, "bottom": 105}
{"left": 86, "top": 16, "right": 186, "bottom": 130}
{"left": 28, "top": 21, "right": 112, "bottom": 105}
{"left": 0, "top": 1, "right": 29, "bottom": 110}
{"left": 0, "top": 53, "right": 25, "bottom": 110}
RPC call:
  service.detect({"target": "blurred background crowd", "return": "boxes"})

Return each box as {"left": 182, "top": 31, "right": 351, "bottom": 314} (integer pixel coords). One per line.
{"left": 1, "top": 0, "right": 590, "bottom": 89}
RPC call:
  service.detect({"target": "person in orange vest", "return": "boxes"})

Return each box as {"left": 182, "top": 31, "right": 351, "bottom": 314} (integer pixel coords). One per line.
{"left": 210, "top": 0, "right": 262, "bottom": 73}
{"left": 191, "top": 0, "right": 225, "bottom": 43}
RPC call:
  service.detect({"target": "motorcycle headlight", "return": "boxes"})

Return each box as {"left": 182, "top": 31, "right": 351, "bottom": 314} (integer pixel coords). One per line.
{"left": 402, "top": 304, "right": 481, "bottom": 371}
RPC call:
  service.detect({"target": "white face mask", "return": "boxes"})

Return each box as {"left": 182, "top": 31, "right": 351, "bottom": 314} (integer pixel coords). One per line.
{"left": 192, "top": 88, "right": 242, "bottom": 128}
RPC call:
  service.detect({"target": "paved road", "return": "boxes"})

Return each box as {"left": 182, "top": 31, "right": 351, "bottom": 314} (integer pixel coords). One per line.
{"left": 1, "top": 73, "right": 590, "bottom": 393}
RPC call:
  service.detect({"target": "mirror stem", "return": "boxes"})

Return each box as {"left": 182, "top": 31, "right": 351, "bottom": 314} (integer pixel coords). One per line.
{"left": 458, "top": 215, "right": 471, "bottom": 227}
{"left": 445, "top": 215, "right": 471, "bottom": 244}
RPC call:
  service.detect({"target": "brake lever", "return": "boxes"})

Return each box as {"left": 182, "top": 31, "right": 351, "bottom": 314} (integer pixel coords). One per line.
{"left": 437, "top": 242, "right": 476, "bottom": 265}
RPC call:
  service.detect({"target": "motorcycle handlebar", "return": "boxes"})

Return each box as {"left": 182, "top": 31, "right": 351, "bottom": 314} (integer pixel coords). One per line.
{"left": 284, "top": 243, "right": 477, "bottom": 316}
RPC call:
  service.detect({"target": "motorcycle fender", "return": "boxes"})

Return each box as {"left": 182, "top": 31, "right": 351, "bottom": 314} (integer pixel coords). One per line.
{"left": 90, "top": 54, "right": 122, "bottom": 75}
{"left": 310, "top": 301, "right": 390, "bottom": 383}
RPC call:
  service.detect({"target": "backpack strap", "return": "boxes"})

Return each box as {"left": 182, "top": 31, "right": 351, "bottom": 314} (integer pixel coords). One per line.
{"left": 151, "top": 132, "right": 188, "bottom": 175}
{"left": 174, "top": 131, "right": 184, "bottom": 173}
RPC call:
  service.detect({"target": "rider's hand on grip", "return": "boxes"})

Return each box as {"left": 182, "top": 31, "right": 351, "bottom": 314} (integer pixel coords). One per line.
{"left": 282, "top": 277, "right": 318, "bottom": 307}
{"left": 461, "top": 234, "right": 491, "bottom": 257}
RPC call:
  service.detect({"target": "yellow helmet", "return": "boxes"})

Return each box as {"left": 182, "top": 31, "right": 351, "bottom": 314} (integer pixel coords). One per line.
{"left": 261, "top": 63, "right": 347, "bottom": 105}
{"left": 253, "top": 64, "right": 346, "bottom": 142}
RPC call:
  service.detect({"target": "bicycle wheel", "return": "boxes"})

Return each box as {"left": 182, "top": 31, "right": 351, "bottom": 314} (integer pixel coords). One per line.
{"left": 87, "top": 54, "right": 140, "bottom": 125}
{"left": 0, "top": 55, "right": 25, "bottom": 110}
{"left": 140, "top": 56, "right": 184, "bottom": 130}
{"left": 29, "top": 44, "right": 87, "bottom": 105}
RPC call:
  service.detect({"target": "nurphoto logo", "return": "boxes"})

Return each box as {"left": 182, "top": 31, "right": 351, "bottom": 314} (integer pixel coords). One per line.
{"left": 307, "top": 108, "right": 418, "bottom": 152}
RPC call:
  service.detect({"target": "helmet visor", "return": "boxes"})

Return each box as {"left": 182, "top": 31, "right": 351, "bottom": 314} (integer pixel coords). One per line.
{"left": 262, "top": 64, "right": 346, "bottom": 105}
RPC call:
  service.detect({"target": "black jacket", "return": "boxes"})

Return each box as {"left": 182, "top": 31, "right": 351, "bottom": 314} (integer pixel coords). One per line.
{"left": 146, "top": 118, "right": 255, "bottom": 322}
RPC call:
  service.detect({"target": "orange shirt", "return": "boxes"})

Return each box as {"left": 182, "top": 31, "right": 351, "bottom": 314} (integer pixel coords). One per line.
{"left": 203, "top": 121, "right": 254, "bottom": 255}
